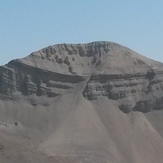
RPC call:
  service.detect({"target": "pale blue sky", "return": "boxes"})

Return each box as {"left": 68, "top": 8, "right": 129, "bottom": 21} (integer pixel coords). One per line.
{"left": 0, "top": 0, "right": 163, "bottom": 65}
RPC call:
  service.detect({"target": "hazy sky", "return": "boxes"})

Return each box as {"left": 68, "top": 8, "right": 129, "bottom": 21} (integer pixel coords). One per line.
{"left": 0, "top": 0, "right": 163, "bottom": 65}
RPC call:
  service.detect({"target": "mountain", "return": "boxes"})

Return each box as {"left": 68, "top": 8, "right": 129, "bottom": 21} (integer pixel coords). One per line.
{"left": 1, "top": 41, "right": 163, "bottom": 163}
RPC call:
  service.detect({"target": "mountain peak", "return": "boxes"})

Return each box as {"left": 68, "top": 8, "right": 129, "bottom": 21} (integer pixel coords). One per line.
{"left": 0, "top": 41, "right": 163, "bottom": 113}
{"left": 1, "top": 42, "right": 163, "bottom": 162}
{"left": 13, "top": 42, "right": 161, "bottom": 76}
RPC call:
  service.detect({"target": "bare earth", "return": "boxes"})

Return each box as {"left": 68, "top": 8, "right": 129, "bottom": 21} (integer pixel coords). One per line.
{"left": 0, "top": 41, "right": 163, "bottom": 163}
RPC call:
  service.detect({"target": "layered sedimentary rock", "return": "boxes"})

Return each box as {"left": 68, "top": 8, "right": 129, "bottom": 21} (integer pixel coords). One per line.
{"left": 1, "top": 41, "right": 163, "bottom": 113}
{"left": 83, "top": 68, "right": 163, "bottom": 113}
{"left": 1, "top": 42, "right": 163, "bottom": 163}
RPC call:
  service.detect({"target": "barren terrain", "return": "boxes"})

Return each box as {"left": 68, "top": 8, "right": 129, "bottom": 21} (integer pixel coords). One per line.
{"left": 1, "top": 41, "right": 163, "bottom": 162}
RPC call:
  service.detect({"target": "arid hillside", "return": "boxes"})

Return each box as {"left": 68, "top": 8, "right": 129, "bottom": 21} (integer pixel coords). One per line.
{"left": 1, "top": 41, "right": 163, "bottom": 163}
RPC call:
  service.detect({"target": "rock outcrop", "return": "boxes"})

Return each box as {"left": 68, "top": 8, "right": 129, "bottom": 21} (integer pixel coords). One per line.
{"left": 1, "top": 42, "right": 163, "bottom": 163}
{"left": 1, "top": 41, "right": 163, "bottom": 113}
{"left": 83, "top": 69, "right": 163, "bottom": 113}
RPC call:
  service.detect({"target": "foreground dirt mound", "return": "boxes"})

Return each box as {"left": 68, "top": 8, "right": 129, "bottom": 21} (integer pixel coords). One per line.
{"left": 1, "top": 41, "right": 163, "bottom": 162}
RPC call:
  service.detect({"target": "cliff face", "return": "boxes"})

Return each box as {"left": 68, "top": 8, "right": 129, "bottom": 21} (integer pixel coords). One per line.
{"left": 1, "top": 41, "right": 163, "bottom": 112}
{"left": 0, "top": 60, "right": 85, "bottom": 98}
{"left": 83, "top": 68, "right": 163, "bottom": 113}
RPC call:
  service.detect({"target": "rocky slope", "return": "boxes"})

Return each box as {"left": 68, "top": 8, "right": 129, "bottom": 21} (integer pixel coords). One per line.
{"left": 1, "top": 41, "right": 163, "bottom": 163}
{"left": 1, "top": 42, "right": 163, "bottom": 112}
